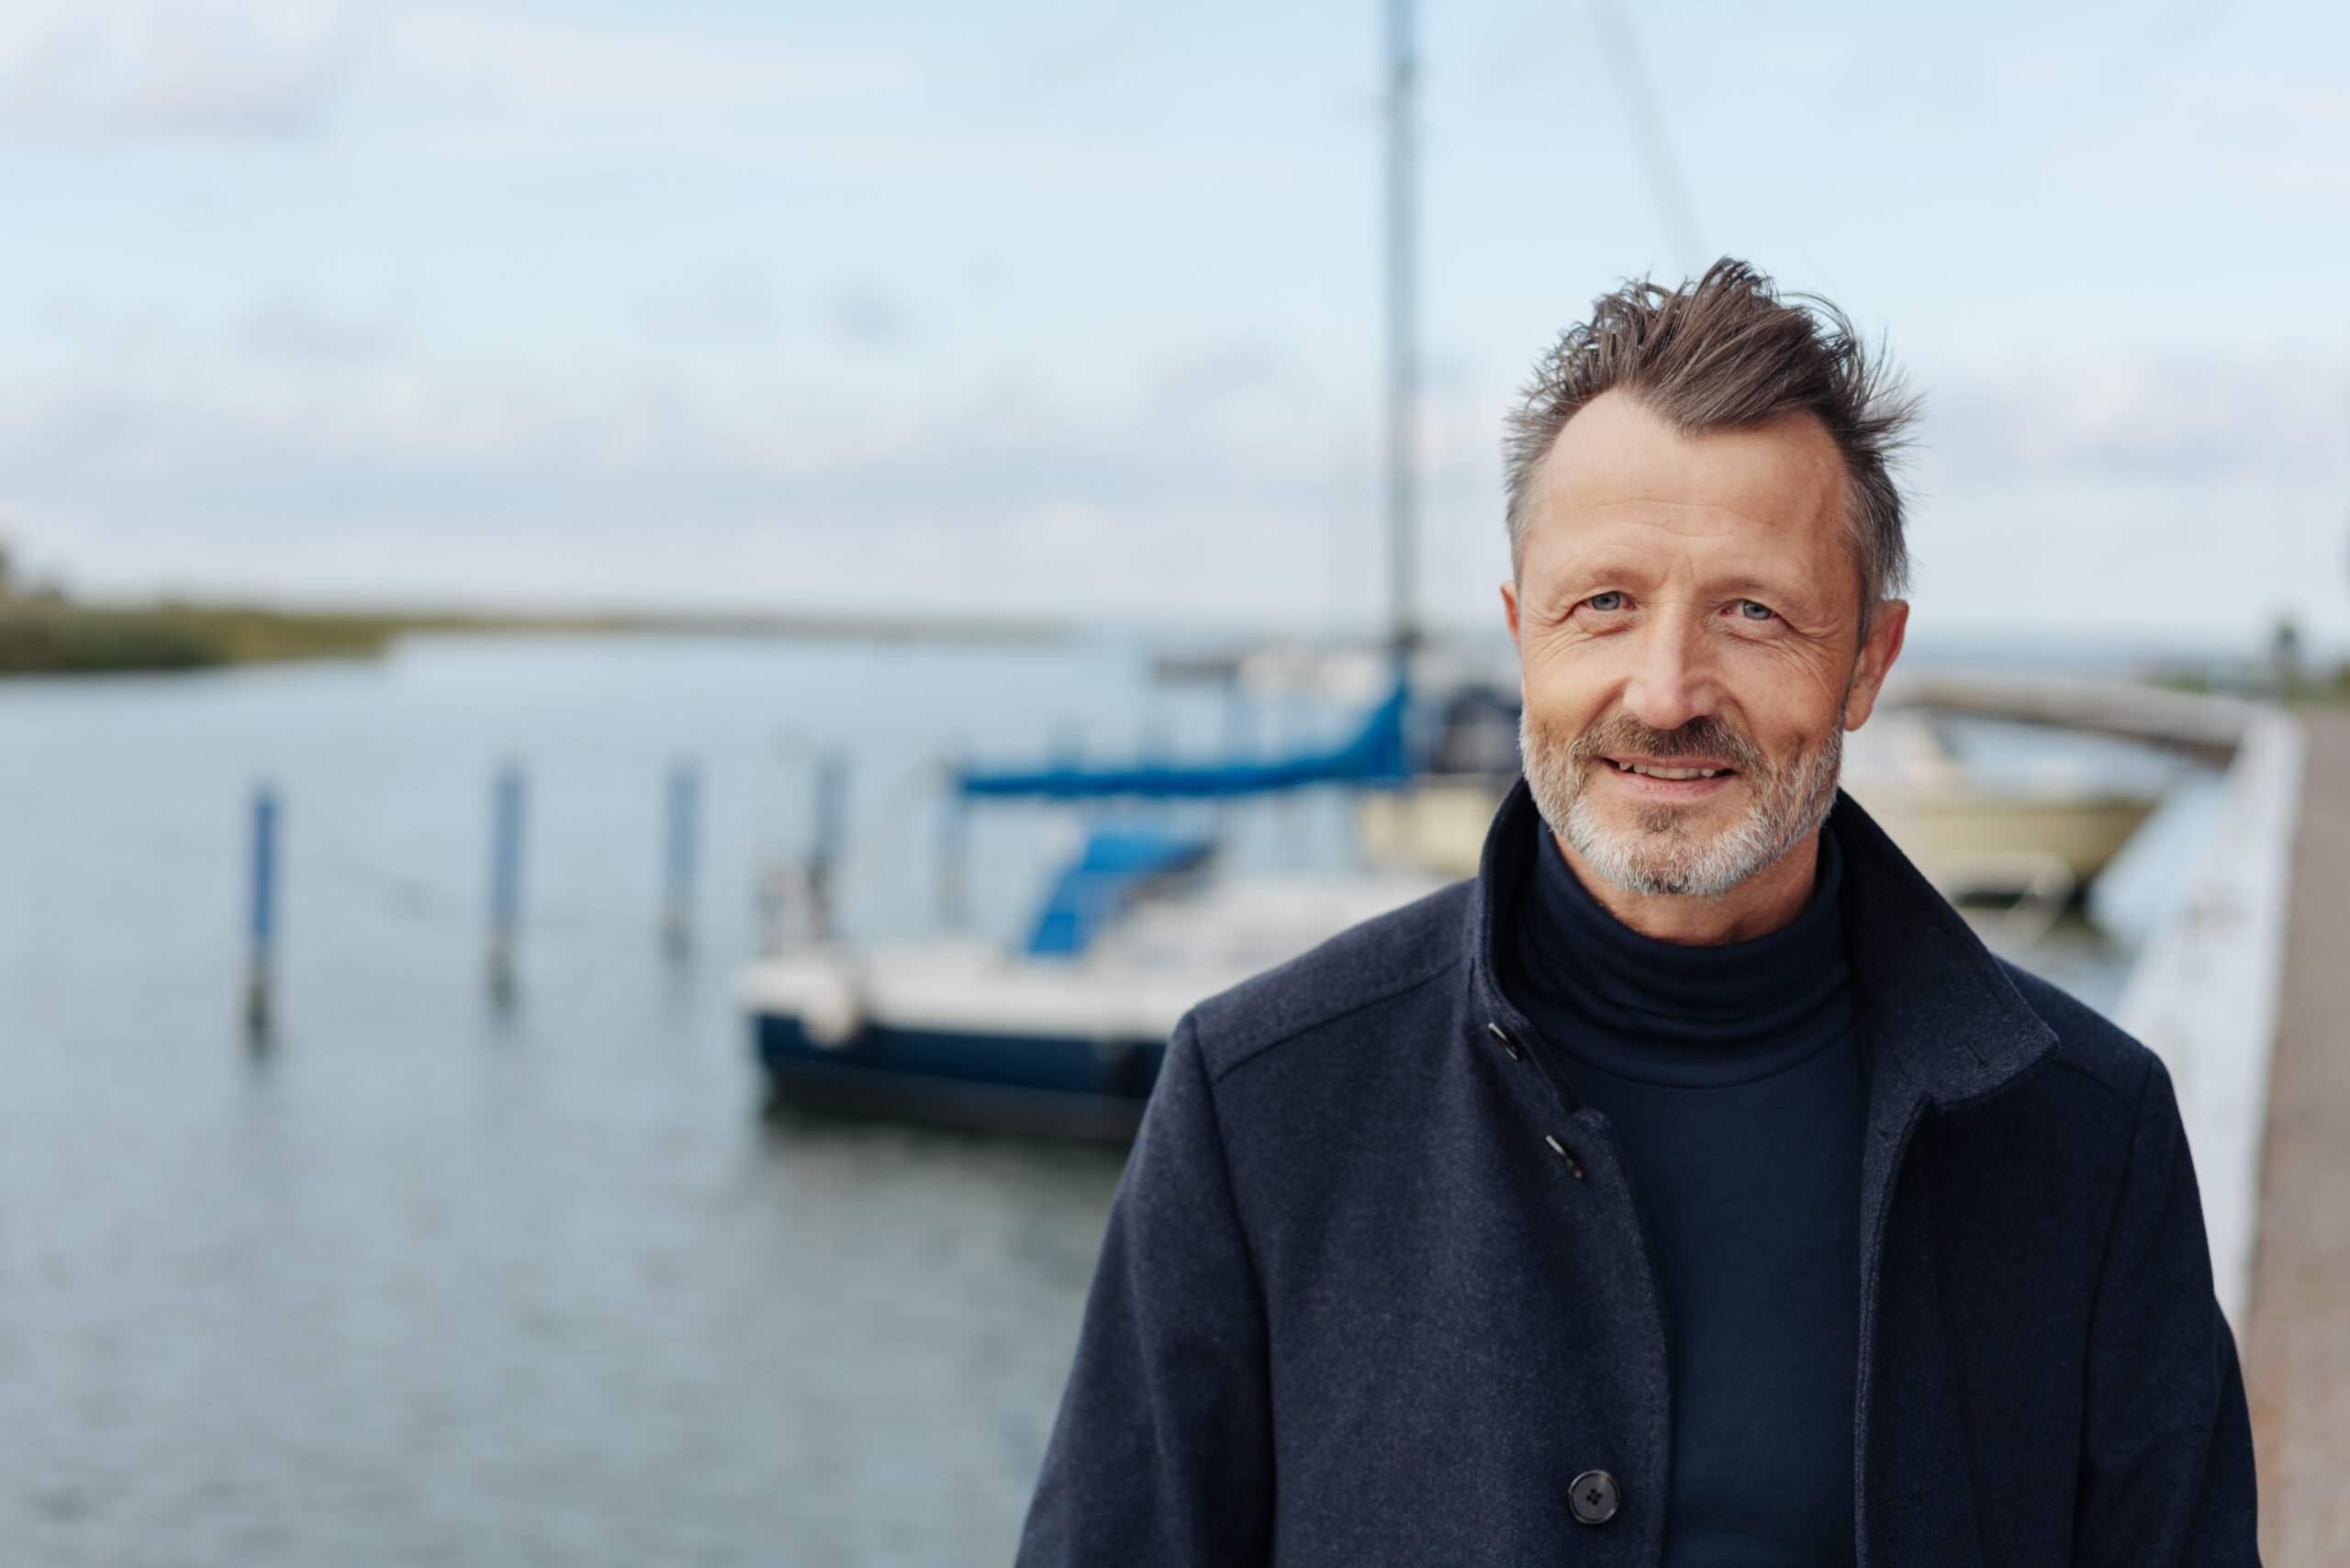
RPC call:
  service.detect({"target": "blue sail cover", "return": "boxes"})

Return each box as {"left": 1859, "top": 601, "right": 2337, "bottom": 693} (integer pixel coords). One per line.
{"left": 957, "top": 681, "right": 1412, "bottom": 801}
{"left": 1025, "top": 828, "right": 1214, "bottom": 956}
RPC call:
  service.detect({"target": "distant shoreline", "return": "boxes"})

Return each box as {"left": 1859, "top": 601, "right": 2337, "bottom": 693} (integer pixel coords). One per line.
{"left": 0, "top": 599, "right": 1069, "bottom": 676}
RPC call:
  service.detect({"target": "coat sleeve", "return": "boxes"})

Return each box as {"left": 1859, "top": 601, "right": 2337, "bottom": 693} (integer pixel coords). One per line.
{"left": 2072, "top": 1054, "right": 2260, "bottom": 1566}
{"left": 1016, "top": 1014, "right": 1275, "bottom": 1567}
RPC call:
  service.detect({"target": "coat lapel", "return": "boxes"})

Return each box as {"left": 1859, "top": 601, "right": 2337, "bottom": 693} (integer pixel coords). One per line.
{"left": 1832, "top": 792, "right": 2058, "bottom": 1567}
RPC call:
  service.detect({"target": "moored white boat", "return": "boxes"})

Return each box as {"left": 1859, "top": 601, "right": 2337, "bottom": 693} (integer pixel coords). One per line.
{"left": 740, "top": 867, "right": 1443, "bottom": 1137}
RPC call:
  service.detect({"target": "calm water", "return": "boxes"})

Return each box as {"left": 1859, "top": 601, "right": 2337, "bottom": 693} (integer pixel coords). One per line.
{"left": 0, "top": 633, "right": 2180, "bottom": 1565}
{"left": 0, "top": 633, "right": 1373, "bottom": 1568}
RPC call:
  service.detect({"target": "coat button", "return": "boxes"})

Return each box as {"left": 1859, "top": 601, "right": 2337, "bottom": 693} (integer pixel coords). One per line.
{"left": 1566, "top": 1469, "right": 1620, "bottom": 1525}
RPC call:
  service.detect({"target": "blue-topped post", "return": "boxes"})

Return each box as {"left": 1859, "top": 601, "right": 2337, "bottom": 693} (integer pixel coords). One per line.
{"left": 244, "top": 784, "right": 278, "bottom": 1037}
{"left": 487, "top": 764, "right": 526, "bottom": 1002}
{"left": 662, "top": 758, "right": 699, "bottom": 956}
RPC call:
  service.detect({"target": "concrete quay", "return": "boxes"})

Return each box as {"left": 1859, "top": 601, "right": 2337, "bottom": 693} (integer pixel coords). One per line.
{"left": 2247, "top": 708, "right": 2350, "bottom": 1567}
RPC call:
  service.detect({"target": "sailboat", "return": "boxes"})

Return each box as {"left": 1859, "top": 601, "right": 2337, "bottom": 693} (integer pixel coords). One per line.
{"left": 737, "top": 688, "right": 1449, "bottom": 1136}
{"left": 738, "top": 1, "right": 1462, "bottom": 1136}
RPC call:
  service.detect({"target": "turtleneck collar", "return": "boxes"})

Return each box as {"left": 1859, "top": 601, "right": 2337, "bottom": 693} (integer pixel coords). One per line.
{"left": 1513, "top": 820, "right": 1852, "bottom": 1090}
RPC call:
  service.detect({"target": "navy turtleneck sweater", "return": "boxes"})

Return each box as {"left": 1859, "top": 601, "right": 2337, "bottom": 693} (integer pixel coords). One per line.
{"left": 1504, "top": 824, "right": 1863, "bottom": 1568}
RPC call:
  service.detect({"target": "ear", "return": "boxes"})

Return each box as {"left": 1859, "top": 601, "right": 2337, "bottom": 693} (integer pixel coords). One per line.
{"left": 1501, "top": 580, "right": 1522, "bottom": 655}
{"left": 1842, "top": 599, "right": 1908, "bottom": 731}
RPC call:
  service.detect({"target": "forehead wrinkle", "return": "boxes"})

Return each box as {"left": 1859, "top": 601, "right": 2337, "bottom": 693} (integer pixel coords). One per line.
{"left": 1524, "top": 393, "right": 1851, "bottom": 559}
{"left": 1541, "top": 505, "right": 1814, "bottom": 562}
{"left": 1550, "top": 500, "right": 1809, "bottom": 548}
{"left": 1541, "top": 512, "right": 1827, "bottom": 588}
{"left": 1548, "top": 468, "right": 1843, "bottom": 528}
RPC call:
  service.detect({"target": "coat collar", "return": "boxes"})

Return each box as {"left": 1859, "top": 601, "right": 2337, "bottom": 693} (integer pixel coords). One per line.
{"left": 1464, "top": 778, "right": 2058, "bottom": 1114}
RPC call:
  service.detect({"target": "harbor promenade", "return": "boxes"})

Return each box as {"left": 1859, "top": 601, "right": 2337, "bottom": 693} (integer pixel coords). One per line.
{"left": 2247, "top": 708, "right": 2350, "bottom": 1566}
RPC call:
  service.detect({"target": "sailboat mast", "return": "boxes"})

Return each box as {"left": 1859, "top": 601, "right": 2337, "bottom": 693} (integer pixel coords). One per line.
{"left": 1382, "top": 0, "right": 1418, "bottom": 659}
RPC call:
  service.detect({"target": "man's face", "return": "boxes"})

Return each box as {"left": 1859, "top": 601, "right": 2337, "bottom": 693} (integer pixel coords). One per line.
{"left": 1503, "top": 390, "right": 1906, "bottom": 900}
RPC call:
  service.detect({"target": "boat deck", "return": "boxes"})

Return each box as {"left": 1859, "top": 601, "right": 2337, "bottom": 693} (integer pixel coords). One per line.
{"left": 2247, "top": 706, "right": 2350, "bottom": 1566}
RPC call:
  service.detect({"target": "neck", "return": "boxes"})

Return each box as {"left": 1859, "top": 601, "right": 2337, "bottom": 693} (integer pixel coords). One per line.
{"left": 1552, "top": 826, "right": 1823, "bottom": 946}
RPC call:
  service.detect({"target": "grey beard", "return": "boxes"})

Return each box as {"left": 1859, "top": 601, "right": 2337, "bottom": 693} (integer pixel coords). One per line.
{"left": 1519, "top": 706, "right": 1844, "bottom": 900}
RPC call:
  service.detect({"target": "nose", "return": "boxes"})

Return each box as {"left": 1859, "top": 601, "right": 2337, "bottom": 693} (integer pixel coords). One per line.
{"left": 1619, "top": 609, "right": 1716, "bottom": 733}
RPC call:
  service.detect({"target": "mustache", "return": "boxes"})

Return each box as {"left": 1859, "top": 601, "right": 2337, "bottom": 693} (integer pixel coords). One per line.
{"left": 1563, "top": 712, "right": 1773, "bottom": 775}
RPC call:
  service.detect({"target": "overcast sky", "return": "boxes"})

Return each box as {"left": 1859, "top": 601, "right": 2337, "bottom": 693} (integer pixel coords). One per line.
{"left": 0, "top": 0, "right": 2345, "bottom": 647}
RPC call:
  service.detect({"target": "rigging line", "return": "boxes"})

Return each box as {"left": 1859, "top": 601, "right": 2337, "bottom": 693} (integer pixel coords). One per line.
{"left": 0, "top": 766, "right": 758, "bottom": 948}
{"left": 1587, "top": 0, "right": 1707, "bottom": 278}
{"left": 292, "top": 811, "right": 704, "bottom": 935}
{"left": 1383, "top": 0, "right": 1419, "bottom": 657}
{"left": 0, "top": 769, "right": 689, "bottom": 935}
{"left": 279, "top": 846, "right": 687, "bottom": 936}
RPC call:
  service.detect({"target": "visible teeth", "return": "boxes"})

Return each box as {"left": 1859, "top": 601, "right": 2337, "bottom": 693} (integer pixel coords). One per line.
{"left": 1614, "top": 761, "right": 1723, "bottom": 779}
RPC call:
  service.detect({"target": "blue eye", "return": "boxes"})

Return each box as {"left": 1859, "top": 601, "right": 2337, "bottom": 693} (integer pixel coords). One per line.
{"left": 1587, "top": 591, "right": 1624, "bottom": 611}
{"left": 1738, "top": 599, "right": 1774, "bottom": 621}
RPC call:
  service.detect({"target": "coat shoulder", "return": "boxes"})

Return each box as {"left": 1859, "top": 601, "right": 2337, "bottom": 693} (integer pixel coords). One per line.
{"left": 1185, "top": 880, "right": 1472, "bottom": 1083}
{"left": 1997, "top": 958, "right": 2160, "bottom": 1113}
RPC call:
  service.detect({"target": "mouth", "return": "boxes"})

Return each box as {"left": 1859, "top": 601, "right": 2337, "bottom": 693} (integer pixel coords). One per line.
{"left": 1606, "top": 758, "right": 1733, "bottom": 781}
{"left": 1595, "top": 754, "right": 1742, "bottom": 801}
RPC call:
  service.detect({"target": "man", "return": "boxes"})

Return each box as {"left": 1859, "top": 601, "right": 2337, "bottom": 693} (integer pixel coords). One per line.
{"left": 1018, "top": 261, "right": 2257, "bottom": 1566}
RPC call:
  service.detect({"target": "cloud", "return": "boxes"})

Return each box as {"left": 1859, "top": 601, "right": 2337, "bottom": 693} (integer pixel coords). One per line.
{"left": 380, "top": 6, "right": 912, "bottom": 118}
{"left": 0, "top": 0, "right": 1293, "bottom": 196}
{"left": 1148, "top": 347, "right": 1283, "bottom": 419}
{"left": 646, "top": 284, "right": 771, "bottom": 344}
{"left": 240, "top": 297, "right": 397, "bottom": 363}
{"left": 1916, "top": 353, "right": 2350, "bottom": 490}
{"left": 993, "top": 23, "right": 1136, "bottom": 106}
{"left": 1902, "top": 353, "right": 2350, "bottom": 637}
{"left": 0, "top": 0, "right": 364, "bottom": 142}
{"left": 360, "top": 6, "right": 1286, "bottom": 192}
{"left": 2060, "top": 64, "right": 2350, "bottom": 201}
{"left": 828, "top": 290, "right": 899, "bottom": 347}
{"left": 2, "top": 345, "right": 2339, "bottom": 642}
{"left": 0, "top": 368, "right": 1381, "bottom": 618}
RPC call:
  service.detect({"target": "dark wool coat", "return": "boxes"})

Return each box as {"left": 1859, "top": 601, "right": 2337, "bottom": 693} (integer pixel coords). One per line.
{"left": 1018, "top": 784, "right": 2259, "bottom": 1567}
